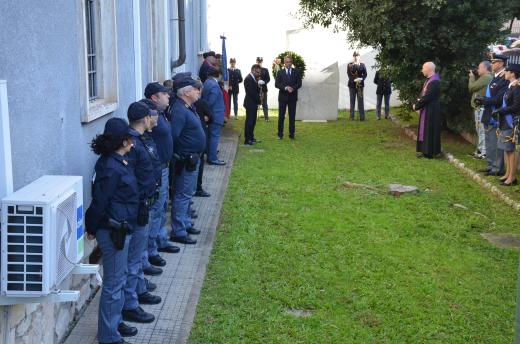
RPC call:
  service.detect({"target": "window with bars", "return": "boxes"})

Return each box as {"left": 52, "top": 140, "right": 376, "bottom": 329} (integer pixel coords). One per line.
{"left": 85, "top": 0, "right": 98, "bottom": 101}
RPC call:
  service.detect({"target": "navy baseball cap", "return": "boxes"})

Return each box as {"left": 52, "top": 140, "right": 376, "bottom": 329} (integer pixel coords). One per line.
{"left": 127, "top": 101, "right": 153, "bottom": 121}
{"left": 505, "top": 64, "right": 520, "bottom": 73}
{"left": 104, "top": 118, "right": 129, "bottom": 137}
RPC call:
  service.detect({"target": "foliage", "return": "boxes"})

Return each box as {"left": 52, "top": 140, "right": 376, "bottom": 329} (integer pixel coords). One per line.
{"left": 189, "top": 113, "right": 520, "bottom": 343}
{"left": 298, "top": 0, "right": 518, "bottom": 132}
{"left": 272, "top": 51, "right": 307, "bottom": 80}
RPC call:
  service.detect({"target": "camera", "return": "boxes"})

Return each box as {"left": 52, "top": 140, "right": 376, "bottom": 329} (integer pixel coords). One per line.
{"left": 471, "top": 69, "right": 479, "bottom": 78}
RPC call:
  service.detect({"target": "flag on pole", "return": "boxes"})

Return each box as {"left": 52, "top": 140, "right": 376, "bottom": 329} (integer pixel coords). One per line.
{"left": 220, "top": 34, "right": 228, "bottom": 81}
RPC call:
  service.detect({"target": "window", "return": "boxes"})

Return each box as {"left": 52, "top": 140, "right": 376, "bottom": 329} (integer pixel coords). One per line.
{"left": 80, "top": 0, "right": 119, "bottom": 123}
{"left": 85, "top": 0, "right": 98, "bottom": 100}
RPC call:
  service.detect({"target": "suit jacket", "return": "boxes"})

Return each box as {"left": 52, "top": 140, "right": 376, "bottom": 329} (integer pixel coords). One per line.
{"left": 202, "top": 78, "right": 225, "bottom": 125}
{"left": 481, "top": 72, "right": 509, "bottom": 125}
{"left": 259, "top": 67, "right": 270, "bottom": 93}
{"left": 374, "top": 71, "right": 392, "bottom": 95}
{"left": 347, "top": 62, "right": 367, "bottom": 88}
{"left": 275, "top": 68, "right": 302, "bottom": 103}
{"left": 228, "top": 68, "right": 243, "bottom": 95}
{"left": 243, "top": 74, "right": 261, "bottom": 109}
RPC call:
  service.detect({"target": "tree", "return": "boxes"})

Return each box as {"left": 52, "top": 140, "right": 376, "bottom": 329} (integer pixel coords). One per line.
{"left": 299, "top": 0, "right": 517, "bottom": 132}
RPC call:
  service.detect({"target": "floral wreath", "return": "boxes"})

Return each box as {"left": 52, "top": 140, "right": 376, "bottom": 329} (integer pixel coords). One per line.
{"left": 272, "top": 51, "right": 306, "bottom": 80}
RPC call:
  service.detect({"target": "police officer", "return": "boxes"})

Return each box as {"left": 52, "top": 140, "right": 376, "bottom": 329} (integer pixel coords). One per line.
{"left": 85, "top": 118, "right": 138, "bottom": 344}
{"left": 142, "top": 83, "right": 181, "bottom": 269}
{"left": 170, "top": 76, "right": 206, "bottom": 244}
{"left": 477, "top": 54, "right": 509, "bottom": 176}
{"left": 228, "top": 57, "right": 243, "bottom": 119}
{"left": 256, "top": 57, "right": 271, "bottom": 121}
{"left": 122, "top": 102, "right": 162, "bottom": 324}
{"left": 347, "top": 51, "right": 367, "bottom": 121}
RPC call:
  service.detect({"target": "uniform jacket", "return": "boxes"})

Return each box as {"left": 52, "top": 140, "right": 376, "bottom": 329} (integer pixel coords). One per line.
{"left": 127, "top": 128, "right": 158, "bottom": 200}
{"left": 85, "top": 153, "right": 139, "bottom": 234}
{"left": 228, "top": 68, "right": 243, "bottom": 95}
{"left": 347, "top": 62, "right": 367, "bottom": 88}
{"left": 374, "top": 71, "right": 392, "bottom": 95}
{"left": 497, "top": 83, "right": 520, "bottom": 130}
{"left": 481, "top": 71, "right": 509, "bottom": 125}
{"left": 171, "top": 98, "right": 207, "bottom": 154}
{"left": 259, "top": 67, "right": 270, "bottom": 93}
{"left": 202, "top": 77, "right": 225, "bottom": 125}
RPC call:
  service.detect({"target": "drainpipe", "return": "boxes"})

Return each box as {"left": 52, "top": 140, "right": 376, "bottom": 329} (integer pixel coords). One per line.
{"left": 132, "top": 0, "right": 143, "bottom": 100}
{"left": 170, "top": 0, "right": 186, "bottom": 71}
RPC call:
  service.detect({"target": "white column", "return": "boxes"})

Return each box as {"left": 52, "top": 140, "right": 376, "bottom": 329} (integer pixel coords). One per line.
{"left": 133, "top": 0, "right": 143, "bottom": 100}
{"left": 0, "top": 80, "right": 13, "bottom": 200}
{"left": 163, "top": 0, "right": 170, "bottom": 79}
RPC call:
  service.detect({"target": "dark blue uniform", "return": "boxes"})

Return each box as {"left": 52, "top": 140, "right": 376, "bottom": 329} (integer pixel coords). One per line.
{"left": 170, "top": 98, "right": 206, "bottom": 238}
{"left": 85, "top": 152, "right": 138, "bottom": 343}
{"left": 86, "top": 154, "right": 139, "bottom": 233}
{"left": 123, "top": 128, "right": 159, "bottom": 311}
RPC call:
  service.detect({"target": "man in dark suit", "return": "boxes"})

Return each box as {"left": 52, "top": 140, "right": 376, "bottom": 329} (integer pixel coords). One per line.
{"left": 243, "top": 64, "right": 261, "bottom": 145}
{"left": 275, "top": 56, "right": 302, "bottom": 139}
{"left": 256, "top": 57, "right": 271, "bottom": 121}
{"left": 228, "top": 58, "right": 243, "bottom": 119}
{"left": 198, "top": 51, "right": 216, "bottom": 83}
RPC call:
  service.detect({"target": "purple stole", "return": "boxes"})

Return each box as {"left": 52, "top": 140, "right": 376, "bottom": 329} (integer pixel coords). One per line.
{"left": 418, "top": 73, "right": 440, "bottom": 142}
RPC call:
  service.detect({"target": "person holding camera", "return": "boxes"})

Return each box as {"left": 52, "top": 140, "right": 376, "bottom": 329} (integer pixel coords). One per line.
{"left": 493, "top": 64, "right": 520, "bottom": 186}
{"left": 122, "top": 102, "right": 164, "bottom": 326}
{"left": 85, "top": 118, "right": 139, "bottom": 344}
{"left": 170, "top": 76, "right": 206, "bottom": 245}
{"left": 476, "top": 54, "right": 509, "bottom": 176}
{"left": 468, "top": 61, "right": 492, "bottom": 159}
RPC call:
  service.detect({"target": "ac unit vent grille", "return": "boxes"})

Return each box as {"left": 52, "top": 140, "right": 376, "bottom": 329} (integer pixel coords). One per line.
{"left": 4, "top": 206, "right": 44, "bottom": 293}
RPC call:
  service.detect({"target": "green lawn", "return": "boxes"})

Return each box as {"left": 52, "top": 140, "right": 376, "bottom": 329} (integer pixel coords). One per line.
{"left": 189, "top": 110, "right": 520, "bottom": 344}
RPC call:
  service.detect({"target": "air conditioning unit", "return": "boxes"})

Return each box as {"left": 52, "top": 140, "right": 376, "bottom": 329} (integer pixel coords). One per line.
{"left": 0, "top": 175, "right": 84, "bottom": 297}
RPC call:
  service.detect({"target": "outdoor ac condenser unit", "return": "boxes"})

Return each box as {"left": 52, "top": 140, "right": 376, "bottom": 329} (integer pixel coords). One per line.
{"left": 0, "top": 175, "right": 84, "bottom": 297}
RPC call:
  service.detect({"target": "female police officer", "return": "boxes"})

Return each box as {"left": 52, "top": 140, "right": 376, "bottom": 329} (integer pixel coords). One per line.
{"left": 85, "top": 117, "right": 139, "bottom": 344}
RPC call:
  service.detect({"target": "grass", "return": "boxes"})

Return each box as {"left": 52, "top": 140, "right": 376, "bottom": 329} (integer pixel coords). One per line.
{"left": 189, "top": 109, "right": 520, "bottom": 343}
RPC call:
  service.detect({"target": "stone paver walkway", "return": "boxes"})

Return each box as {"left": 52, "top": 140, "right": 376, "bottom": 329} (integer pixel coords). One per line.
{"left": 63, "top": 126, "right": 238, "bottom": 344}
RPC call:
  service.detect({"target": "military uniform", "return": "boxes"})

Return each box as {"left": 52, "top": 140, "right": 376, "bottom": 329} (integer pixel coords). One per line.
{"left": 347, "top": 61, "right": 367, "bottom": 120}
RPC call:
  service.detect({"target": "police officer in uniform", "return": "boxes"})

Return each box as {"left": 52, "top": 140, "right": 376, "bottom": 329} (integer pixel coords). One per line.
{"left": 256, "top": 57, "right": 271, "bottom": 121}
{"left": 347, "top": 51, "right": 367, "bottom": 121}
{"left": 85, "top": 118, "right": 138, "bottom": 344}
{"left": 477, "top": 54, "right": 509, "bottom": 176}
{"left": 228, "top": 58, "right": 243, "bottom": 119}
{"left": 142, "top": 83, "right": 181, "bottom": 270}
{"left": 169, "top": 76, "right": 206, "bottom": 244}
{"left": 122, "top": 102, "right": 162, "bottom": 324}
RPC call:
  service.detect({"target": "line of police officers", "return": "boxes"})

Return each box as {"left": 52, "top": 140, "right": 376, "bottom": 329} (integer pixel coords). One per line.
{"left": 85, "top": 74, "right": 206, "bottom": 344}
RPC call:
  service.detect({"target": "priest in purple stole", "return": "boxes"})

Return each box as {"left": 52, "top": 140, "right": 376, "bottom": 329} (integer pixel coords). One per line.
{"left": 413, "top": 61, "right": 442, "bottom": 158}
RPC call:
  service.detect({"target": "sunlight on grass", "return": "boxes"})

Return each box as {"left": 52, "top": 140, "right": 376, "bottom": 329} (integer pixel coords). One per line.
{"left": 190, "top": 110, "right": 520, "bottom": 343}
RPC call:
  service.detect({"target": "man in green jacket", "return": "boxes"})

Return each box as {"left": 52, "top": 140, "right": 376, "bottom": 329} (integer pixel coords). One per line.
{"left": 468, "top": 61, "right": 493, "bottom": 159}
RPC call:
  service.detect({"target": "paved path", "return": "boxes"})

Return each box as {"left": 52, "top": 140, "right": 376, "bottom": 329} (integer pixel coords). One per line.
{"left": 63, "top": 126, "right": 238, "bottom": 344}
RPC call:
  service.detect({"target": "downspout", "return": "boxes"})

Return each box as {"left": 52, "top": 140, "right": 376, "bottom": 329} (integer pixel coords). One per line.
{"left": 170, "top": 0, "right": 186, "bottom": 71}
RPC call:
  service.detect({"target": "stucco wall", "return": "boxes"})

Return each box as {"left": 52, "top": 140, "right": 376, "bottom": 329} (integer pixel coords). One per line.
{"left": 0, "top": 1, "right": 204, "bottom": 343}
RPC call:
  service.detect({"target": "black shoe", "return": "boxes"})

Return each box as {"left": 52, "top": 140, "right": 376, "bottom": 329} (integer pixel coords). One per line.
{"left": 170, "top": 235, "right": 197, "bottom": 244}
{"left": 191, "top": 213, "right": 198, "bottom": 219}
{"left": 187, "top": 227, "right": 201, "bottom": 235}
{"left": 252, "top": 139, "right": 262, "bottom": 143}
{"left": 143, "top": 265, "right": 163, "bottom": 276}
{"left": 145, "top": 279, "right": 157, "bottom": 292}
{"left": 118, "top": 322, "right": 138, "bottom": 337}
{"left": 244, "top": 141, "right": 254, "bottom": 145}
{"left": 122, "top": 306, "right": 155, "bottom": 323}
{"left": 208, "top": 159, "right": 226, "bottom": 165}
{"left": 486, "top": 171, "right": 500, "bottom": 176}
{"left": 478, "top": 168, "right": 491, "bottom": 173}
{"left": 289, "top": 135, "right": 295, "bottom": 140}
{"left": 189, "top": 200, "right": 194, "bottom": 205}
{"left": 148, "top": 255, "right": 166, "bottom": 267}
{"left": 158, "top": 244, "right": 180, "bottom": 253}
{"left": 194, "top": 189, "right": 211, "bottom": 197}
{"left": 138, "top": 292, "right": 162, "bottom": 305}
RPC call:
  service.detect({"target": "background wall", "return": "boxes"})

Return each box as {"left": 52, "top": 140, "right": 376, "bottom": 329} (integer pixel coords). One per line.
{"left": 206, "top": 0, "right": 401, "bottom": 113}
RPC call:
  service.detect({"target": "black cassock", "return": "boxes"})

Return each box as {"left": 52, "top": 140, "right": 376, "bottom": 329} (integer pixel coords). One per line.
{"left": 415, "top": 76, "right": 441, "bottom": 157}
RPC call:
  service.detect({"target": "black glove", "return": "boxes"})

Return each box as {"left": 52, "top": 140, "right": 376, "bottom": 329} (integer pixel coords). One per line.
{"left": 137, "top": 200, "right": 150, "bottom": 226}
